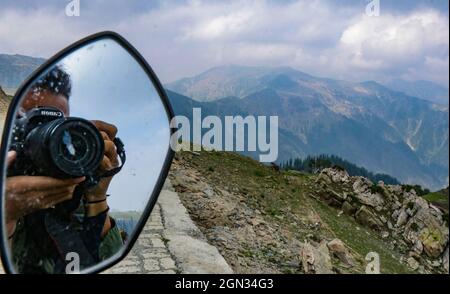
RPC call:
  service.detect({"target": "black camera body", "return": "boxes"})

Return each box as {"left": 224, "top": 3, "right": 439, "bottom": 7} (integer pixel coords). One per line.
{"left": 9, "top": 107, "right": 105, "bottom": 183}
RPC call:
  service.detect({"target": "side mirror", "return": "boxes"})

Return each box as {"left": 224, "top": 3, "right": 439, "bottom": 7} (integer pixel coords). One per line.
{"left": 0, "top": 32, "right": 174, "bottom": 274}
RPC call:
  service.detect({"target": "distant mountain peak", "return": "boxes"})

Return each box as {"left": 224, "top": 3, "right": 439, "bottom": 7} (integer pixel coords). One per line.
{"left": 0, "top": 53, "right": 45, "bottom": 90}
{"left": 165, "top": 64, "right": 317, "bottom": 102}
{"left": 383, "top": 79, "right": 449, "bottom": 105}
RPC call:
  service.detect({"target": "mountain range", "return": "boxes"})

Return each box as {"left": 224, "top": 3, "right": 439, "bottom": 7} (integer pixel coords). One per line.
{"left": 0, "top": 53, "right": 46, "bottom": 93}
{"left": 166, "top": 65, "right": 449, "bottom": 190}
{"left": 384, "top": 79, "right": 449, "bottom": 105}
{"left": 0, "top": 53, "right": 448, "bottom": 190}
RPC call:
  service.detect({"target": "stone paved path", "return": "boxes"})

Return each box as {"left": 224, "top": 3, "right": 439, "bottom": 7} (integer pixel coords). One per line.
{"left": 103, "top": 203, "right": 179, "bottom": 274}
{"left": 105, "top": 179, "right": 232, "bottom": 274}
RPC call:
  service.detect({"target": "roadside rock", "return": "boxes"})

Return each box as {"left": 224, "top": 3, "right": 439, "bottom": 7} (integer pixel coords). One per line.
{"left": 327, "top": 239, "right": 355, "bottom": 267}
{"left": 300, "top": 241, "right": 334, "bottom": 274}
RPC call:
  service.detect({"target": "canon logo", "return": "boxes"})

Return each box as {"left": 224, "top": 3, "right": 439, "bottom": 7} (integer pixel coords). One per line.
{"left": 41, "top": 110, "right": 62, "bottom": 117}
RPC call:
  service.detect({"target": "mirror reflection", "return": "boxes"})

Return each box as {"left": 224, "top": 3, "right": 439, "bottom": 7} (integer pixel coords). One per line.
{"left": 3, "top": 38, "right": 170, "bottom": 273}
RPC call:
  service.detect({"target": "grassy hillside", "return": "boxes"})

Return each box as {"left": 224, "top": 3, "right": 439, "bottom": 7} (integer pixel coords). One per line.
{"left": 423, "top": 187, "right": 449, "bottom": 215}
{"left": 170, "top": 150, "right": 444, "bottom": 274}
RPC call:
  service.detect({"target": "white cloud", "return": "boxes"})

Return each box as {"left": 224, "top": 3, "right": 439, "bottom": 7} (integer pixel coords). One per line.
{"left": 340, "top": 10, "right": 449, "bottom": 68}
{"left": 0, "top": 8, "right": 88, "bottom": 58}
{"left": 182, "top": 10, "right": 255, "bottom": 41}
{"left": 0, "top": 1, "right": 448, "bottom": 87}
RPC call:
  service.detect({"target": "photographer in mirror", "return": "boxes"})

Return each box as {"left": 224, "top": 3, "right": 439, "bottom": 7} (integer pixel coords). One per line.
{"left": 4, "top": 66, "right": 125, "bottom": 273}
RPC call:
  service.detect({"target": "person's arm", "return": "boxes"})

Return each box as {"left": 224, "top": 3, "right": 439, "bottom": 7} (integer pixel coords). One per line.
{"left": 5, "top": 151, "right": 85, "bottom": 243}
{"left": 83, "top": 120, "right": 119, "bottom": 237}
{"left": 98, "top": 217, "right": 123, "bottom": 260}
{"left": 84, "top": 200, "right": 112, "bottom": 237}
{"left": 82, "top": 202, "right": 123, "bottom": 260}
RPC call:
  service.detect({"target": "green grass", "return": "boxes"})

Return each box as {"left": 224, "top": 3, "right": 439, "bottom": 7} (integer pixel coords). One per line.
{"left": 310, "top": 200, "right": 413, "bottom": 274}
{"left": 177, "top": 150, "right": 415, "bottom": 274}
{"left": 423, "top": 192, "right": 448, "bottom": 203}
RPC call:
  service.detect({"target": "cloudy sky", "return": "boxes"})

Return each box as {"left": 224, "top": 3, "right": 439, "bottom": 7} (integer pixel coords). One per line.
{"left": 0, "top": 0, "right": 448, "bottom": 86}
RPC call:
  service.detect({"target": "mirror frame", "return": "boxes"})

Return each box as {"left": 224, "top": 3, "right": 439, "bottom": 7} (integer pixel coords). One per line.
{"left": 0, "top": 31, "right": 175, "bottom": 274}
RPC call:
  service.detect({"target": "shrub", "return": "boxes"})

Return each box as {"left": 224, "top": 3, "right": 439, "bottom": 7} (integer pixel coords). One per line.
{"left": 369, "top": 184, "right": 385, "bottom": 195}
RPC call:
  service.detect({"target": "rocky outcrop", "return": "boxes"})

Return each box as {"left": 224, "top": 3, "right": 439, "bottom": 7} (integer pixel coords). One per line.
{"left": 300, "top": 241, "right": 333, "bottom": 274}
{"left": 355, "top": 205, "right": 384, "bottom": 230}
{"left": 168, "top": 151, "right": 447, "bottom": 274}
{"left": 327, "top": 239, "right": 355, "bottom": 267}
{"left": 318, "top": 167, "right": 449, "bottom": 273}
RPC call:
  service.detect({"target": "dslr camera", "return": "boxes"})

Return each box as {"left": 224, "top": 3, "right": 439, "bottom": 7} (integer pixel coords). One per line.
{"left": 9, "top": 106, "right": 106, "bottom": 186}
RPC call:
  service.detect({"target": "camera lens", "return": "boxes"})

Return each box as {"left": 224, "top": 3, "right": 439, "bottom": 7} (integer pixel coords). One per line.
{"left": 61, "top": 129, "right": 88, "bottom": 161}
{"left": 24, "top": 118, "right": 104, "bottom": 178}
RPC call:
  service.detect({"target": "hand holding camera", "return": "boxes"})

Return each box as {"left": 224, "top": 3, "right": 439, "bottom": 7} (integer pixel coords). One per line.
{"left": 84, "top": 120, "right": 120, "bottom": 203}
{"left": 6, "top": 107, "right": 125, "bottom": 228}
{"left": 5, "top": 150, "right": 86, "bottom": 238}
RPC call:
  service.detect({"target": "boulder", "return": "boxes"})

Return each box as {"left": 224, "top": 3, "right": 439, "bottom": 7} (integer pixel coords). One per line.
{"left": 355, "top": 206, "right": 383, "bottom": 231}
{"left": 352, "top": 177, "right": 373, "bottom": 194}
{"left": 412, "top": 239, "right": 424, "bottom": 255}
{"left": 402, "top": 205, "right": 449, "bottom": 258}
{"left": 300, "top": 241, "right": 333, "bottom": 274}
{"left": 318, "top": 191, "right": 343, "bottom": 208}
{"left": 406, "top": 257, "right": 420, "bottom": 270}
{"left": 419, "top": 227, "right": 448, "bottom": 258}
{"left": 324, "top": 167, "right": 350, "bottom": 183}
{"left": 341, "top": 201, "right": 357, "bottom": 216}
{"left": 315, "top": 173, "right": 332, "bottom": 185}
{"left": 443, "top": 246, "right": 449, "bottom": 273}
{"left": 327, "top": 238, "right": 355, "bottom": 267}
{"left": 355, "top": 192, "right": 384, "bottom": 208}
{"left": 388, "top": 185, "right": 403, "bottom": 195}
{"left": 396, "top": 209, "right": 409, "bottom": 227}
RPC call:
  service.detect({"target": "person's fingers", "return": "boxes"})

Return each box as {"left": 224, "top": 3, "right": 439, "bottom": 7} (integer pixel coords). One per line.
{"left": 92, "top": 120, "right": 117, "bottom": 139}
{"left": 100, "top": 156, "right": 113, "bottom": 171}
{"left": 8, "top": 184, "right": 75, "bottom": 205}
{"left": 17, "top": 184, "right": 76, "bottom": 214}
{"left": 104, "top": 140, "right": 119, "bottom": 166}
{"left": 40, "top": 186, "right": 75, "bottom": 207}
{"left": 7, "top": 151, "right": 17, "bottom": 167}
{"left": 100, "top": 131, "right": 110, "bottom": 141}
{"left": 8, "top": 176, "right": 85, "bottom": 192}
{"left": 26, "top": 189, "right": 75, "bottom": 211}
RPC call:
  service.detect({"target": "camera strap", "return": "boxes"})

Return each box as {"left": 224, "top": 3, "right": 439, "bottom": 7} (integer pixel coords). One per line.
{"left": 101, "top": 137, "right": 126, "bottom": 178}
